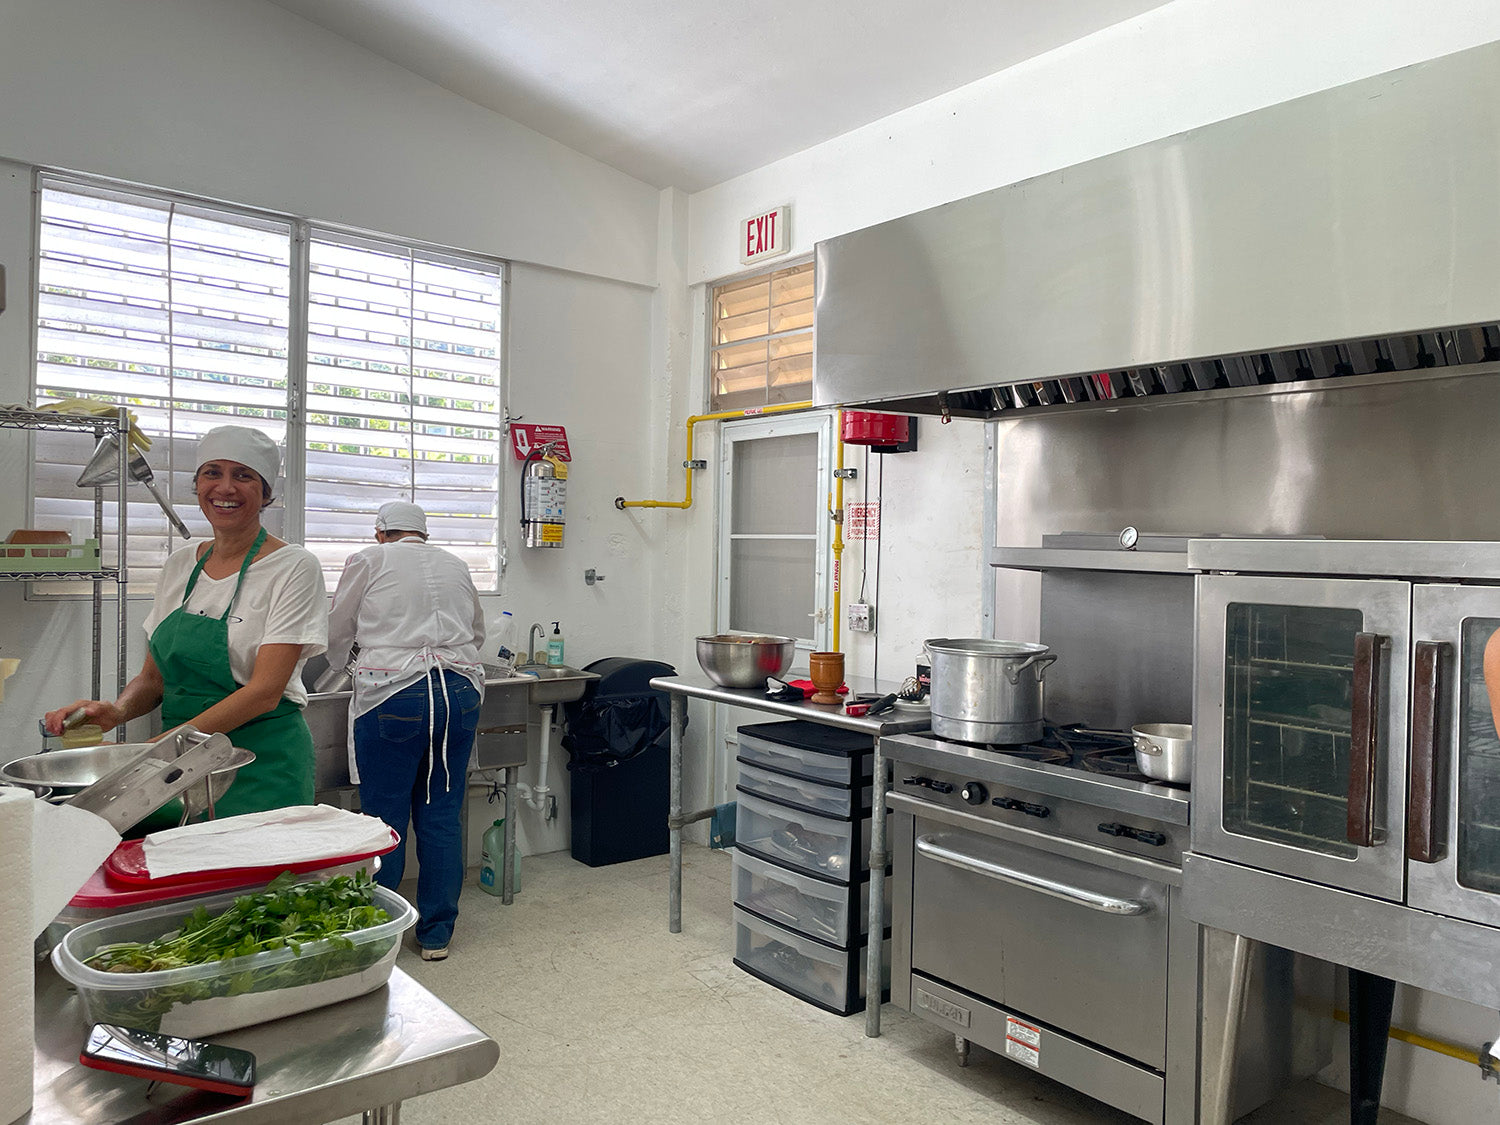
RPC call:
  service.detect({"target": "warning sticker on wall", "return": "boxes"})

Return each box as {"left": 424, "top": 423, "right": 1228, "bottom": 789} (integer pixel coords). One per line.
{"left": 1004, "top": 1016, "right": 1041, "bottom": 1068}
{"left": 846, "top": 502, "right": 880, "bottom": 540}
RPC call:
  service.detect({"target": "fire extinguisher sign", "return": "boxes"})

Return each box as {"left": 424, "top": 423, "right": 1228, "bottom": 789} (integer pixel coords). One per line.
{"left": 511, "top": 424, "right": 571, "bottom": 461}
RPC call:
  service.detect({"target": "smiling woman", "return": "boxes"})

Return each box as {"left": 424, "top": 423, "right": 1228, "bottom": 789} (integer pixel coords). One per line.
{"left": 44, "top": 426, "right": 330, "bottom": 828}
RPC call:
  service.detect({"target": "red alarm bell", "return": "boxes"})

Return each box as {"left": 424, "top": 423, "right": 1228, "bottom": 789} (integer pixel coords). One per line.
{"left": 841, "top": 411, "right": 916, "bottom": 452}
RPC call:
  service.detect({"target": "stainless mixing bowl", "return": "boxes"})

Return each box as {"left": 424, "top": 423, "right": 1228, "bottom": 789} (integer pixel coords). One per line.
{"left": 695, "top": 634, "right": 796, "bottom": 688}
{"left": 1, "top": 741, "right": 255, "bottom": 813}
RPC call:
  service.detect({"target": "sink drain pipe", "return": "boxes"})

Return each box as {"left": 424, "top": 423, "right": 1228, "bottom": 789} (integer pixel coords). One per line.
{"left": 512, "top": 703, "right": 557, "bottom": 820}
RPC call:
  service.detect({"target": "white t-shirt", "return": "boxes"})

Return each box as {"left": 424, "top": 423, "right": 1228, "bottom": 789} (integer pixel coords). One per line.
{"left": 144, "top": 543, "right": 329, "bottom": 708}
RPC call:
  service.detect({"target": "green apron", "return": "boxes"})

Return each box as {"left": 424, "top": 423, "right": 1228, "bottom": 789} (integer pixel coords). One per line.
{"left": 147, "top": 527, "right": 314, "bottom": 821}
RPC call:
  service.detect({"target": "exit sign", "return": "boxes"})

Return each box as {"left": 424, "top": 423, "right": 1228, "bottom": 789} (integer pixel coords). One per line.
{"left": 740, "top": 205, "right": 790, "bottom": 265}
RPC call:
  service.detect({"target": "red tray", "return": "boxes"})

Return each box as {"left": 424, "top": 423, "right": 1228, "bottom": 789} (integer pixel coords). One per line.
{"left": 102, "top": 827, "right": 399, "bottom": 889}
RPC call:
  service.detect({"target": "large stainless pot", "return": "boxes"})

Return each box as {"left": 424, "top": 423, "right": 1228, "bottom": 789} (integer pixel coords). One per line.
{"left": 924, "top": 638, "right": 1058, "bottom": 744}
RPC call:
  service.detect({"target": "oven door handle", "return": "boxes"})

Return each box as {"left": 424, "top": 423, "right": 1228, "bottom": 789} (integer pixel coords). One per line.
{"left": 915, "top": 835, "right": 1150, "bottom": 916}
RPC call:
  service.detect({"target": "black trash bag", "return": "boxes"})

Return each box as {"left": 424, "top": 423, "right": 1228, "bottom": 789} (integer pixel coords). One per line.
{"left": 561, "top": 658, "right": 683, "bottom": 775}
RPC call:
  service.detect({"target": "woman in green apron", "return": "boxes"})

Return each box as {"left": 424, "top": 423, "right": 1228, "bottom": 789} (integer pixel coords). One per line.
{"left": 45, "top": 426, "right": 327, "bottom": 822}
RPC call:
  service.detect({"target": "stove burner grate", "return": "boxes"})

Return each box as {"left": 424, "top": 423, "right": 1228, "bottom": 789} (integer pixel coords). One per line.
{"left": 1079, "top": 747, "right": 1150, "bottom": 781}
{"left": 985, "top": 742, "right": 1071, "bottom": 765}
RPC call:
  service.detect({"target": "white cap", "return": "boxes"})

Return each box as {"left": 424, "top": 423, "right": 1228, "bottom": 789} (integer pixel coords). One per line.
{"left": 195, "top": 426, "right": 280, "bottom": 494}
{"left": 376, "top": 501, "right": 428, "bottom": 535}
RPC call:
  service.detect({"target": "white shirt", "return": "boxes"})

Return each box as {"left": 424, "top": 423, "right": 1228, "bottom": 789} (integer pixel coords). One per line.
{"left": 326, "top": 539, "right": 487, "bottom": 719}
{"left": 144, "top": 543, "right": 329, "bottom": 708}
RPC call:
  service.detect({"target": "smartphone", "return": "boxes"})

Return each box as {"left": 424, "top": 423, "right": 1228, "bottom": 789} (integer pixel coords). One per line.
{"left": 80, "top": 1023, "right": 256, "bottom": 1097}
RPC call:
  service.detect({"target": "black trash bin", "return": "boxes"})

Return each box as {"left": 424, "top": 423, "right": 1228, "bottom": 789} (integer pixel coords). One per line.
{"left": 561, "top": 657, "right": 679, "bottom": 867}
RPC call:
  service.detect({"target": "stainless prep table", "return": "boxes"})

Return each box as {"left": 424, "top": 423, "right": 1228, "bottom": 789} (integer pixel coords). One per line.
{"left": 30, "top": 963, "right": 499, "bottom": 1123}
{"left": 648, "top": 673, "right": 929, "bottom": 1038}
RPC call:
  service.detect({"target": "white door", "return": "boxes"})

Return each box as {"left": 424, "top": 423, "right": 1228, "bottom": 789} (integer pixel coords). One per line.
{"left": 716, "top": 413, "right": 834, "bottom": 652}
{"left": 711, "top": 412, "right": 834, "bottom": 802}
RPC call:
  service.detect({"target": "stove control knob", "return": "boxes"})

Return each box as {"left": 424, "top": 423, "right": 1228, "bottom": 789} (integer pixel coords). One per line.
{"left": 960, "top": 782, "right": 988, "bottom": 806}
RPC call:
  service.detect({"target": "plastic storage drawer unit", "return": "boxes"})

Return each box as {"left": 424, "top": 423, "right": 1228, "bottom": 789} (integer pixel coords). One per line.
{"left": 736, "top": 721, "right": 873, "bottom": 788}
{"left": 733, "top": 905, "right": 890, "bottom": 1016}
{"left": 735, "top": 760, "right": 872, "bottom": 820}
{"left": 734, "top": 789, "right": 875, "bottom": 882}
{"left": 733, "top": 848, "right": 890, "bottom": 944}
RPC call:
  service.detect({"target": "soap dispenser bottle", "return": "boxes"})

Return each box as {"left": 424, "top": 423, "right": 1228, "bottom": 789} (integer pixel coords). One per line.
{"left": 546, "top": 621, "right": 565, "bottom": 667}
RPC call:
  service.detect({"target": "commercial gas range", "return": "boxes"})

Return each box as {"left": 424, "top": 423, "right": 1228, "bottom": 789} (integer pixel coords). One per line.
{"left": 882, "top": 724, "right": 1306, "bottom": 1125}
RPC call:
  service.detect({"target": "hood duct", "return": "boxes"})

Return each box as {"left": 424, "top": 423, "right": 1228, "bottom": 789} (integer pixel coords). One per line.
{"left": 813, "top": 41, "right": 1500, "bottom": 419}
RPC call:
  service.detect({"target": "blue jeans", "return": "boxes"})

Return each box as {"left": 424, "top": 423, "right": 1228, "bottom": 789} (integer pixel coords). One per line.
{"left": 355, "top": 670, "right": 480, "bottom": 950}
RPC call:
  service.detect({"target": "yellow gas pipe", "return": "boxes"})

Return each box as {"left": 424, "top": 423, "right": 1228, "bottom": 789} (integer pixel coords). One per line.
{"left": 1329, "top": 1008, "right": 1499, "bottom": 1074}
{"left": 615, "top": 400, "right": 847, "bottom": 656}
{"left": 614, "top": 401, "right": 814, "bottom": 511}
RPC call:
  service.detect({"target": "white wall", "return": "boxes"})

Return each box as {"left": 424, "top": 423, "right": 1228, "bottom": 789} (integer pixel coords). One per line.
{"left": 675, "top": 3, "right": 1500, "bottom": 1121}
{"left": 686, "top": 0, "right": 1500, "bottom": 283}
{"left": 0, "top": 0, "right": 671, "bottom": 866}
{"left": 0, "top": 0, "right": 658, "bottom": 286}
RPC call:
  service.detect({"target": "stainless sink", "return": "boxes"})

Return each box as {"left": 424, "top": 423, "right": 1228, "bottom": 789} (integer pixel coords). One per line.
{"left": 305, "top": 671, "right": 540, "bottom": 788}
{"left": 305, "top": 667, "right": 595, "bottom": 790}
{"left": 513, "top": 664, "right": 600, "bottom": 705}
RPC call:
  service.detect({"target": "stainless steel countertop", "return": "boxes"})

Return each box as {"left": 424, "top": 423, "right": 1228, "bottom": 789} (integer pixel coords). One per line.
{"left": 30, "top": 965, "right": 499, "bottom": 1123}
{"left": 648, "top": 674, "right": 931, "bottom": 736}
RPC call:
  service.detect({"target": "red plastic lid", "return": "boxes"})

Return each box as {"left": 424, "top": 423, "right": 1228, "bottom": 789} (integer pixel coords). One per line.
{"left": 78, "top": 827, "right": 400, "bottom": 901}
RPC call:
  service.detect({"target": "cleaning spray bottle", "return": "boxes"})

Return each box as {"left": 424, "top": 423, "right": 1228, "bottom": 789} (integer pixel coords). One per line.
{"left": 546, "top": 621, "right": 565, "bottom": 667}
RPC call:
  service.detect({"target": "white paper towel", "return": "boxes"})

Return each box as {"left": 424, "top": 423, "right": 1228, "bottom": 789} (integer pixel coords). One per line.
{"left": 0, "top": 789, "right": 34, "bottom": 1125}
{"left": 31, "top": 801, "right": 119, "bottom": 940}
{"left": 142, "top": 805, "right": 393, "bottom": 878}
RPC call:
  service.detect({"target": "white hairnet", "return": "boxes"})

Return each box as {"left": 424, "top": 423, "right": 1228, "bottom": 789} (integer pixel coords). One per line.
{"left": 195, "top": 426, "right": 280, "bottom": 493}
{"left": 376, "top": 501, "right": 428, "bottom": 535}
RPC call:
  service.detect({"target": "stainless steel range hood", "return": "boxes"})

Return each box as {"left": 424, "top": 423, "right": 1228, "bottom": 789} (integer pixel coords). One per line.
{"left": 813, "top": 40, "right": 1500, "bottom": 418}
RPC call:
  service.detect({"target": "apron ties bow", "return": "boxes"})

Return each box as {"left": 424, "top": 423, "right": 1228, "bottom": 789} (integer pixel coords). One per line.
{"left": 422, "top": 647, "right": 454, "bottom": 805}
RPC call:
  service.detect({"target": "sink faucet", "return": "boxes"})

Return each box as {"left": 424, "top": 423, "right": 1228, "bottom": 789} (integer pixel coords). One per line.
{"left": 524, "top": 622, "right": 547, "bottom": 667}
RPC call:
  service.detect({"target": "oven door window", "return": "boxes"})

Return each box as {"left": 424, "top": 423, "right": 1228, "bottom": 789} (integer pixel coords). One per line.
{"left": 1458, "top": 617, "right": 1500, "bottom": 893}
{"left": 1222, "top": 602, "right": 1362, "bottom": 859}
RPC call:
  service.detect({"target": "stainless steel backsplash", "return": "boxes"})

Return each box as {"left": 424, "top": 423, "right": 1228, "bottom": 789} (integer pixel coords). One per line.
{"left": 992, "top": 365, "right": 1500, "bottom": 727}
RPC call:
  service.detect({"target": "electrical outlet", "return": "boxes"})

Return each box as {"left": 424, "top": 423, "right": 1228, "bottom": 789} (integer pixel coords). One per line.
{"left": 848, "top": 602, "right": 875, "bottom": 632}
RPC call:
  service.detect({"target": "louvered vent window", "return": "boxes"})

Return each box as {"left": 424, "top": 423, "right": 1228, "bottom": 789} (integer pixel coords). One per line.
{"left": 35, "top": 180, "right": 293, "bottom": 589}
{"left": 33, "top": 176, "right": 504, "bottom": 594}
{"left": 304, "top": 233, "right": 502, "bottom": 590}
{"left": 709, "top": 260, "right": 813, "bottom": 411}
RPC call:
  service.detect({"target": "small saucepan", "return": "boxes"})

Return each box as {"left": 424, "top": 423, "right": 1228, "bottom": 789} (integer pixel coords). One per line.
{"left": 1131, "top": 723, "right": 1192, "bottom": 786}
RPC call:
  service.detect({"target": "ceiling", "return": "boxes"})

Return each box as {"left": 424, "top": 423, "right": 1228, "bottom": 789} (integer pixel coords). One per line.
{"left": 269, "top": 0, "right": 1170, "bottom": 192}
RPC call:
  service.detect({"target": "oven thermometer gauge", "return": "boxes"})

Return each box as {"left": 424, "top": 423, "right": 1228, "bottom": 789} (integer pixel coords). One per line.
{"left": 961, "top": 782, "right": 988, "bottom": 806}
{"left": 1119, "top": 526, "right": 1140, "bottom": 551}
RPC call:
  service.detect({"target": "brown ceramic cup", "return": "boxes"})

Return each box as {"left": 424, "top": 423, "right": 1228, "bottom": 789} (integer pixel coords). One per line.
{"left": 809, "top": 650, "right": 844, "bottom": 704}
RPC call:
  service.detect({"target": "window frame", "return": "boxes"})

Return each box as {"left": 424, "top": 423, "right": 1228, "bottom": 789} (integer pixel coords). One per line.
{"left": 27, "top": 168, "right": 508, "bottom": 597}
{"left": 706, "top": 256, "right": 814, "bottom": 412}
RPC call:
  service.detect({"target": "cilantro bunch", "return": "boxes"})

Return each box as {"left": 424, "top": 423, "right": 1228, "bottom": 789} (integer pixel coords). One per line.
{"left": 86, "top": 870, "right": 390, "bottom": 974}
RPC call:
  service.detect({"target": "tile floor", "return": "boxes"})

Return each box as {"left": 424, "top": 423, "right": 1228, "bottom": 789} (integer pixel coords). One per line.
{"left": 364, "top": 845, "right": 1421, "bottom": 1125}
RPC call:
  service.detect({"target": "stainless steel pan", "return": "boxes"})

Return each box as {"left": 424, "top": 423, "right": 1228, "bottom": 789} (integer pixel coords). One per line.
{"left": 1131, "top": 723, "right": 1192, "bottom": 785}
